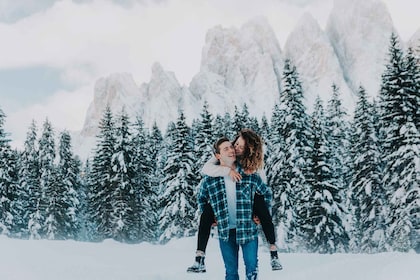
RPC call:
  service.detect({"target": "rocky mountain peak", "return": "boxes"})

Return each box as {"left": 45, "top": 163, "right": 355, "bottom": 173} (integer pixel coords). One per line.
{"left": 285, "top": 12, "right": 355, "bottom": 110}
{"left": 326, "top": 0, "right": 395, "bottom": 96}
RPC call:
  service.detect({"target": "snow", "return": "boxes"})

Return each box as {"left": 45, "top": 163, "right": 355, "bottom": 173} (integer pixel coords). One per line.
{"left": 0, "top": 236, "right": 418, "bottom": 280}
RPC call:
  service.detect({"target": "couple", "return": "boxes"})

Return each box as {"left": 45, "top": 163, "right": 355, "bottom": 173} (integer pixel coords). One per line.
{"left": 188, "top": 129, "right": 282, "bottom": 280}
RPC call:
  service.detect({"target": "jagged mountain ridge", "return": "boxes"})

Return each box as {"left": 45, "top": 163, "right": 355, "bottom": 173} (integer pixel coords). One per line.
{"left": 74, "top": 0, "right": 418, "bottom": 159}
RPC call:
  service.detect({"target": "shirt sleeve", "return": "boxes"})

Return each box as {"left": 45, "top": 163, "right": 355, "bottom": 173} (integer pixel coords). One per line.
{"left": 197, "top": 179, "right": 209, "bottom": 213}
{"left": 202, "top": 155, "right": 231, "bottom": 177}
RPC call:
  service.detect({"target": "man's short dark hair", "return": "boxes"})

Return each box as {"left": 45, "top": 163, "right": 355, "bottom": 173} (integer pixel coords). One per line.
{"left": 213, "top": 137, "right": 230, "bottom": 154}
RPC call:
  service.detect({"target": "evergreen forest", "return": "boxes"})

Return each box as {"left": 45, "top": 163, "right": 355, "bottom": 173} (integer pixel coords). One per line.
{"left": 0, "top": 34, "right": 418, "bottom": 253}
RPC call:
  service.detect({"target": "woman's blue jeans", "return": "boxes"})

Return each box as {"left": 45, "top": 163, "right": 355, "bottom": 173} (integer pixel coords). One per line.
{"left": 219, "top": 229, "right": 258, "bottom": 280}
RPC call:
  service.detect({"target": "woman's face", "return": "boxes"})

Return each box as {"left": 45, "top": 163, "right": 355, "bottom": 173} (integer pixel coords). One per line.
{"left": 234, "top": 136, "right": 246, "bottom": 157}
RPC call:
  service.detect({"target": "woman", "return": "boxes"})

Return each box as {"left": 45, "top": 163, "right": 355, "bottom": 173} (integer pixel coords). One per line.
{"left": 187, "top": 128, "right": 282, "bottom": 273}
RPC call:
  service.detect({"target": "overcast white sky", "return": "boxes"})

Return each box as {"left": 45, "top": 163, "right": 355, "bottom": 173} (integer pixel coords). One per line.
{"left": 0, "top": 0, "right": 419, "bottom": 149}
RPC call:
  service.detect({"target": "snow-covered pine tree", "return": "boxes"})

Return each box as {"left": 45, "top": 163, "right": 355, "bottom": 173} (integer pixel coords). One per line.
{"left": 349, "top": 86, "right": 386, "bottom": 253}
{"left": 38, "top": 118, "right": 58, "bottom": 239}
{"left": 325, "top": 84, "right": 351, "bottom": 196}
{"left": 404, "top": 47, "right": 420, "bottom": 252}
{"left": 108, "top": 108, "right": 139, "bottom": 243}
{"left": 89, "top": 106, "right": 116, "bottom": 241}
{"left": 17, "top": 120, "right": 40, "bottom": 238}
{"left": 145, "top": 122, "right": 164, "bottom": 242}
{"left": 7, "top": 149, "right": 20, "bottom": 237}
{"left": 303, "top": 97, "right": 349, "bottom": 253}
{"left": 213, "top": 112, "right": 233, "bottom": 139}
{"left": 78, "top": 159, "right": 92, "bottom": 241}
{"left": 379, "top": 33, "right": 420, "bottom": 252}
{"left": 56, "top": 130, "right": 82, "bottom": 240}
{"left": 158, "top": 111, "right": 197, "bottom": 243}
{"left": 404, "top": 47, "right": 420, "bottom": 130}
{"left": 260, "top": 115, "right": 270, "bottom": 144}
{"left": 0, "top": 108, "right": 18, "bottom": 236}
{"left": 193, "top": 101, "right": 215, "bottom": 179}
{"left": 324, "top": 84, "right": 351, "bottom": 250}
{"left": 266, "top": 59, "right": 313, "bottom": 252}
{"left": 232, "top": 105, "right": 244, "bottom": 134}
{"left": 131, "top": 116, "right": 156, "bottom": 242}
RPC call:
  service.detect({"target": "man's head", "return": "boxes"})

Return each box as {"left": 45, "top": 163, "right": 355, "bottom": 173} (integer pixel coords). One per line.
{"left": 213, "top": 137, "right": 236, "bottom": 167}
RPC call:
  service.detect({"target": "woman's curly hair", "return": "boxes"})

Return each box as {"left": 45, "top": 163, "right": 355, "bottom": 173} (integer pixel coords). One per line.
{"left": 233, "top": 128, "right": 264, "bottom": 172}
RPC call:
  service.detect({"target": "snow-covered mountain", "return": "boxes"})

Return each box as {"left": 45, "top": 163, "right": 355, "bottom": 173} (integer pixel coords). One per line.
{"left": 80, "top": 72, "right": 142, "bottom": 138}
{"left": 74, "top": 0, "right": 416, "bottom": 159}
{"left": 325, "top": 0, "right": 395, "bottom": 96}
{"left": 190, "top": 16, "right": 283, "bottom": 119}
{"left": 284, "top": 12, "right": 354, "bottom": 110}
{"left": 408, "top": 28, "right": 420, "bottom": 56}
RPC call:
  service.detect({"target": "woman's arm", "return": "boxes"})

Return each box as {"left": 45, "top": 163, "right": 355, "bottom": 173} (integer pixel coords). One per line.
{"left": 202, "top": 155, "right": 230, "bottom": 176}
{"left": 202, "top": 155, "right": 242, "bottom": 181}
{"left": 257, "top": 168, "right": 267, "bottom": 184}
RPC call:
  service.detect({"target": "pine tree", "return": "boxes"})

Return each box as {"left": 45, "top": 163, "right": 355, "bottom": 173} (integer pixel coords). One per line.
{"left": 379, "top": 33, "right": 420, "bottom": 252}
{"left": 193, "top": 101, "right": 215, "bottom": 179}
{"left": 89, "top": 106, "right": 116, "bottom": 241}
{"left": 266, "top": 59, "right": 313, "bottom": 251}
{"left": 38, "top": 118, "right": 57, "bottom": 239}
{"left": 0, "top": 108, "right": 18, "bottom": 236}
{"left": 325, "top": 84, "right": 351, "bottom": 194}
{"left": 56, "top": 130, "right": 82, "bottom": 240}
{"left": 231, "top": 103, "right": 253, "bottom": 133}
{"left": 17, "top": 121, "right": 40, "bottom": 238}
{"left": 78, "top": 159, "right": 91, "bottom": 241}
{"left": 248, "top": 116, "right": 261, "bottom": 136}
{"left": 349, "top": 86, "right": 386, "bottom": 253}
{"left": 404, "top": 47, "right": 420, "bottom": 252}
{"left": 145, "top": 122, "right": 164, "bottom": 242}
{"left": 159, "top": 111, "right": 197, "bottom": 243}
{"left": 109, "top": 108, "right": 139, "bottom": 243}
{"left": 132, "top": 115, "right": 155, "bottom": 242}
{"left": 214, "top": 112, "right": 233, "bottom": 139}
{"left": 303, "top": 97, "right": 349, "bottom": 253}
{"left": 232, "top": 106, "right": 244, "bottom": 133}
{"left": 324, "top": 84, "right": 351, "bottom": 250}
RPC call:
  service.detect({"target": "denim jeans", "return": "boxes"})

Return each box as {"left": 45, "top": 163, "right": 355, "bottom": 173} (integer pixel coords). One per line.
{"left": 219, "top": 229, "right": 258, "bottom": 280}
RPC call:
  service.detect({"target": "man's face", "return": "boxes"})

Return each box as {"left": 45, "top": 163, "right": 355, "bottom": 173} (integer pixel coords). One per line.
{"left": 216, "top": 140, "right": 236, "bottom": 166}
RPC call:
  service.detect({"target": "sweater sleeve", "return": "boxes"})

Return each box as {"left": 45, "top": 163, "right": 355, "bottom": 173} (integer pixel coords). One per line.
{"left": 257, "top": 168, "right": 267, "bottom": 184}
{"left": 201, "top": 155, "right": 231, "bottom": 177}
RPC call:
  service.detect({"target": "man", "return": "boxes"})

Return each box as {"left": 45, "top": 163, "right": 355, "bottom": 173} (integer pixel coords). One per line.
{"left": 197, "top": 137, "right": 272, "bottom": 280}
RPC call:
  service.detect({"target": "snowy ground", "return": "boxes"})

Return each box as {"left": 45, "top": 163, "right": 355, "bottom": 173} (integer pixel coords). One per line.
{"left": 0, "top": 235, "right": 418, "bottom": 280}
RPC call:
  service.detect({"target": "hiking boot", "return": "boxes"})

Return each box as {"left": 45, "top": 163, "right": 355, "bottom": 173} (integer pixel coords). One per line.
{"left": 187, "top": 256, "right": 206, "bottom": 273}
{"left": 270, "top": 256, "right": 283, "bottom": 271}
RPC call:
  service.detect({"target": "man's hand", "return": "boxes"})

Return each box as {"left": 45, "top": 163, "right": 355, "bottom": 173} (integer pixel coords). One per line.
{"left": 229, "top": 169, "right": 242, "bottom": 182}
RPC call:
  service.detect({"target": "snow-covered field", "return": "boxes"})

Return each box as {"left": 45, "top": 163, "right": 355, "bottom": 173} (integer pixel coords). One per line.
{"left": 0, "top": 235, "right": 418, "bottom": 280}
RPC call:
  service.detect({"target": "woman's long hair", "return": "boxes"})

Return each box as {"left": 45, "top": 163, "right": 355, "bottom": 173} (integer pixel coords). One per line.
{"left": 233, "top": 128, "right": 264, "bottom": 172}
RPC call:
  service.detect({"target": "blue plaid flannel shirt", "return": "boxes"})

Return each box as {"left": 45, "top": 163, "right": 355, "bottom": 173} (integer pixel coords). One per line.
{"left": 197, "top": 165, "right": 272, "bottom": 245}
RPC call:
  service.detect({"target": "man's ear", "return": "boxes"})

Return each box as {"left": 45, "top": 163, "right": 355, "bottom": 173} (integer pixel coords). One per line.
{"left": 215, "top": 153, "right": 221, "bottom": 160}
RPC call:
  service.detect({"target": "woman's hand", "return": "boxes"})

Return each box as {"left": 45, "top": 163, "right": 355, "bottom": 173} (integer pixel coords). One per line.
{"left": 229, "top": 169, "right": 242, "bottom": 182}
{"left": 253, "top": 215, "right": 261, "bottom": 224}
